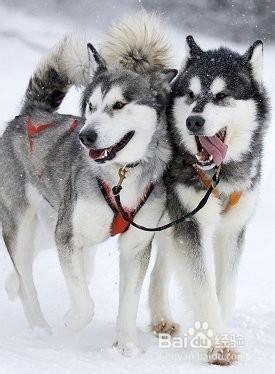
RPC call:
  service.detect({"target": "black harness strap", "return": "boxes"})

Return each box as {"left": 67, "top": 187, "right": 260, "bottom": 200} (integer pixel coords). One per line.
{"left": 111, "top": 167, "right": 221, "bottom": 232}
{"left": 97, "top": 178, "right": 155, "bottom": 235}
{"left": 97, "top": 178, "right": 117, "bottom": 214}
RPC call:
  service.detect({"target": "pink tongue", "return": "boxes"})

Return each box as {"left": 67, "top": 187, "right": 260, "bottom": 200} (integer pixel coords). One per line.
{"left": 198, "top": 135, "right": 228, "bottom": 166}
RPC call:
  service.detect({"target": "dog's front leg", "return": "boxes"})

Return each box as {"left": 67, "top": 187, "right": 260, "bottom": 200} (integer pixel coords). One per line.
{"left": 214, "top": 190, "right": 258, "bottom": 324}
{"left": 214, "top": 225, "right": 246, "bottom": 321}
{"left": 114, "top": 232, "right": 153, "bottom": 357}
{"left": 114, "top": 189, "right": 165, "bottom": 356}
{"left": 55, "top": 219, "right": 94, "bottom": 331}
{"left": 173, "top": 217, "right": 238, "bottom": 365}
{"left": 149, "top": 218, "right": 180, "bottom": 337}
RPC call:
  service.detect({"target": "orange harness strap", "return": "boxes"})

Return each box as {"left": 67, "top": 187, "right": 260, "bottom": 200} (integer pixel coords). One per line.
{"left": 193, "top": 165, "right": 221, "bottom": 199}
{"left": 193, "top": 165, "right": 243, "bottom": 214}
{"left": 222, "top": 191, "right": 243, "bottom": 213}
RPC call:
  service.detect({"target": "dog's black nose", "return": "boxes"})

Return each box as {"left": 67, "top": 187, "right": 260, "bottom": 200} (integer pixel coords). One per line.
{"left": 186, "top": 116, "right": 205, "bottom": 133}
{"left": 79, "top": 129, "right": 97, "bottom": 148}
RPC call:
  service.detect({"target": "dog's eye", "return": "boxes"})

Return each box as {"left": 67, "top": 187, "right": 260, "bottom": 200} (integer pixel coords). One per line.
{"left": 215, "top": 92, "right": 228, "bottom": 101}
{"left": 113, "top": 101, "right": 127, "bottom": 110}
{"left": 88, "top": 102, "right": 94, "bottom": 112}
{"left": 186, "top": 90, "right": 194, "bottom": 100}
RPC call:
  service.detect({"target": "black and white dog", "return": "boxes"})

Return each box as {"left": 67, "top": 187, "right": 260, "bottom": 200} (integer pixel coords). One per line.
{"left": 0, "top": 13, "right": 177, "bottom": 356}
{"left": 149, "top": 36, "right": 269, "bottom": 365}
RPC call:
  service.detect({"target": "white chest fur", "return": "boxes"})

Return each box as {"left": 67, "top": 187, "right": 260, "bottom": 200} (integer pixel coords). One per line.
{"left": 175, "top": 183, "right": 259, "bottom": 233}
{"left": 72, "top": 196, "right": 114, "bottom": 246}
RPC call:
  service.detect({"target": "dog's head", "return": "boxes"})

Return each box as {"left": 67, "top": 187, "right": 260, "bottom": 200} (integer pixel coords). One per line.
{"left": 171, "top": 36, "right": 267, "bottom": 170}
{"left": 79, "top": 44, "right": 177, "bottom": 165}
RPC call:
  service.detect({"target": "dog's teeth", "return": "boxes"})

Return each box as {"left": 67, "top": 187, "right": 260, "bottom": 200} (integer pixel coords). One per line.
{"left": 104, "top": 149, "right": 108, "bottom": 157}
{"left": 209, "top": 154, "right": 213, "bottom": 161}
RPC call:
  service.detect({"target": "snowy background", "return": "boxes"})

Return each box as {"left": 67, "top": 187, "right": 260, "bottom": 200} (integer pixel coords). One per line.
{"left": 0, "top": 1, "right": 274, "bottom": 373}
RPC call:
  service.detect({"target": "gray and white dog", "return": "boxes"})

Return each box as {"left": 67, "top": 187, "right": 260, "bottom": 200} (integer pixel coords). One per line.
{"left": 0, "top": 13, "right": 177, "bottom": 355}
{"left": 149, "top": 36, "right": 269, "bottom": 365}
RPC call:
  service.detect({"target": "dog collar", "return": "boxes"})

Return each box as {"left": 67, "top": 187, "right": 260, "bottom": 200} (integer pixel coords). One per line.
{"left": 97, "top": 178, "right": 154, "bottom": 236}
{"left": 125, "top": 161, "right": 140, "bottom": 168}
{"left": 193, "top": 164, "right": 243, "bottom": 214}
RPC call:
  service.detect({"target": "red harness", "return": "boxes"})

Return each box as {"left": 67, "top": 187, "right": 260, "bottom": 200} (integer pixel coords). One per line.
{"left": 97, "top": 178, "right": 154, "bottom": 236}
{"left": 25, "top": 117, "right": 154, "bottom": 235}
{"left": 27, "top": 118, "right": 50, "bottom": 151}
{"left": 26, "top": 117, "right": 78, "bottom": 152}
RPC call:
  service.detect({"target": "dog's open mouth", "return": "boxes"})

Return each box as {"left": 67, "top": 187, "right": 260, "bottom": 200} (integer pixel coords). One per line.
{"left": 89, "top": 131, "right": 135, "bottom": 163}
{"left": 195, "top": 128, "right": 228, "bottom": 170}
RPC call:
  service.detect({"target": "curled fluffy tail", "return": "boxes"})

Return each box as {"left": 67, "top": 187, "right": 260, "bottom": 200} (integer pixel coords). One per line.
{"left": 101, "top": 12, "right": 172, "bottom": 74}
{"left": 21, "top": 36, "right": 89, "bottom": 114}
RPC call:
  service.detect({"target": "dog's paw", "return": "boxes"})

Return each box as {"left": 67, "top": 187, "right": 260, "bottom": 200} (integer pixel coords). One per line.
{"left": 208, "top": 346, "right": 239, "bottom": 366}
{"left": 64, "top": 305, "right": 94, "bottom": 331}
{"left": 113, "top": 340, "right": 144, "bottom": 357}
{"left": 152, "top": 320, "right": 180, "bottom": 337}
{"left": 32, "top": 325, "right": 52, "bottom": 339}
{"left": 25, "top": 323, "right": 52, "bottom": 340}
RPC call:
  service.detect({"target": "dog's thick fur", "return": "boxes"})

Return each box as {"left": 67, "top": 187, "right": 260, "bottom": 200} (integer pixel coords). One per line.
{"left": 0, "top": 13, "right": 177, "bottom": 355}
{"left": 149, "top": 37, "right": 269, "bottom": 365}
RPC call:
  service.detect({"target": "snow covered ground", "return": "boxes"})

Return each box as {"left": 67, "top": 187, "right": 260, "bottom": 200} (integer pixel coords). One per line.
{"left": 0, "top": 5, "right": 274, "bottom": 374}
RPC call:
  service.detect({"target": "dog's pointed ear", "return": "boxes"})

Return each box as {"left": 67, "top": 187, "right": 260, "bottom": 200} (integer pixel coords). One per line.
{"left": 181, "top": 35, "right": 203, "bottom": 71}
{"left": 87, "top": 43, "right": 107, "bottom": 74}
{"left": 186, "top": 35, "right": 203, "bottom": 57}
{"left": 244, "top": 40, "right": 263, "bottom": 84}
{"left": 159, "top": 69, "right": 178, "bottom": 84}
